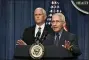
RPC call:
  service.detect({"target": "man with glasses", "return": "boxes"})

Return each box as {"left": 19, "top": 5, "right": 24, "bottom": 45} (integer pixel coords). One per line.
{"left": 44, "top": 13, "right": 81, "bottom": 57}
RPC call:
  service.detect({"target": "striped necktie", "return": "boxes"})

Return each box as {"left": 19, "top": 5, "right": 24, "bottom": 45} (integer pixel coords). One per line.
{"left": 36, "top": 27, "right": 41, "bottom": 39}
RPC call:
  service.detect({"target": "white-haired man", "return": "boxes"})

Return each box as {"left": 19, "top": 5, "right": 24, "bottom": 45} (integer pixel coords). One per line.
{"left": 43, "top": 13, "right": 81, "bottom": 57}
{"left": 17, "top": 7, "right": 52, "bottom": 45}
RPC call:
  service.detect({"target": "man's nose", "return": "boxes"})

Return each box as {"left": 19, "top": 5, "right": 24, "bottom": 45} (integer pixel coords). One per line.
{"left": 52, "top": 22, "right": 56, "bottom": 26}
{"left": 37, "top": 16, "right": 39, "bottom": 18}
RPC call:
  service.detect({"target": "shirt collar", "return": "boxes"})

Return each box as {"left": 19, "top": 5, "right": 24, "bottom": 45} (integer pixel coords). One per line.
{"left": 36, "top": 23, "right": 45, "bottom": 29}
{"left": 55, "top": 29, "right": 63, "bottom": 36}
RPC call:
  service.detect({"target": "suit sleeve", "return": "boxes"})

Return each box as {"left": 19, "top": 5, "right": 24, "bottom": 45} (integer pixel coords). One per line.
{"left": 70, "top": 35, "right": 82, "bottom": 56}
{"left": 21, "top": 28, "right": 28, "bottom": 43}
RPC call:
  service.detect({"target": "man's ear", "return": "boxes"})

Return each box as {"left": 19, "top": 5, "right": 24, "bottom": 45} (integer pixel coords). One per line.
{"left": 63, "top": 22, "right": 68, "bottom": 31}
{"left": 63, "top": 22, "right": 66, "bottom": 27}
{"left": 44, "top": 15, "right": 47, "bottom": 20}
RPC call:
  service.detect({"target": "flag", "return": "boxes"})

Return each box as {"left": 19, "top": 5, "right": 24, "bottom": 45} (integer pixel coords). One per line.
{"left": 46, "top": 0, "right": 68, "bottom": 31}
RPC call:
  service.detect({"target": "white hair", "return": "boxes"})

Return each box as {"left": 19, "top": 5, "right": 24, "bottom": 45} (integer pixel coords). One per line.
{"left": 52, "top": 13, "right": 65, "bottom": 22}
{"left": 34, "top": 7, "right": 47, "bottom": 17}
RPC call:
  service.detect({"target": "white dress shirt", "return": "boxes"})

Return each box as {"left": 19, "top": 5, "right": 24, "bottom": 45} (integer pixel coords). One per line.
{"left": 35, "top": 23, "right": 45, "bottom": 38}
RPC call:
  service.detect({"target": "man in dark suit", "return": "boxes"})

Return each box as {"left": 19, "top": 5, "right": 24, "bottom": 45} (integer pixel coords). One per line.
{"left": 17, "top": 7, "right": 52, "bottom": 45}
{"left": 43, "top": 13, "right": 81, "bottom": 57}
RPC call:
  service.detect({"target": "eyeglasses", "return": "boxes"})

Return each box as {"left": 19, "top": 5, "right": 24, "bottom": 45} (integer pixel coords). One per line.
{"left": 51, "top": 20, "right": 64, "bottom": 24}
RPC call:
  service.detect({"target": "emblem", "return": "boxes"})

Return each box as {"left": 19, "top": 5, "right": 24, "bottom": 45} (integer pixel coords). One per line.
{"left": 29, "top": 43, "right": 44, "bottom": 59}
{"left": 71, "top": 0, "right": 89, "bottom": 14}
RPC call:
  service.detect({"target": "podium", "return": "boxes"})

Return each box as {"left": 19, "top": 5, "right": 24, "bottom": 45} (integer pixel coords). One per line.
{"left": 14, "top": 45, "right": 77, "bottom": 60}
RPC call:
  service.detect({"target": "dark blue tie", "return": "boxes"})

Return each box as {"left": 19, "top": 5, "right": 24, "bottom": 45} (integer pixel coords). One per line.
{"left": 54, "top": 33, "right": 59, "bottom": 46}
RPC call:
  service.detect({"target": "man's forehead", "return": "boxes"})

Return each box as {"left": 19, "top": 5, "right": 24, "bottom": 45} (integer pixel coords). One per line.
{"left": 52, "top": 15, "right": 60, "bottom": 18}
{"left": 35, "top": 9, "right": 42, "bottom": 13}
{"left": 52, "top": 15, "right": 61, "bottom": 20}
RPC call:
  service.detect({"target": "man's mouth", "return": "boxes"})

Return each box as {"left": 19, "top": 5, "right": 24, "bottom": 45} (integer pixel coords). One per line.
{"left": 53, "top": 27, "right": 58, "bottom": 29}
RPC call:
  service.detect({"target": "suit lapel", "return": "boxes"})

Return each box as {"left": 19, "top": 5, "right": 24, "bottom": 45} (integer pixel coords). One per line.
{"left": 44, "top": 32, "right": 55, "bottom": 45}
{"left": 40, "top": 25, "right": 48, "bottom": 41}
{"left": 59, "top": 30, "right": 68, "bottom": 46}
{"left": 33, "top": 25, "right": 47, "bottom": 43}
{"left": 50, "top": 32, "right": 55, "bottom": 44}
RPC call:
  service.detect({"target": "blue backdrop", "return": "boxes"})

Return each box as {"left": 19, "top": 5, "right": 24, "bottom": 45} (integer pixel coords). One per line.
{"left": 0, "top": 0, "right": 89, "bottom": 60}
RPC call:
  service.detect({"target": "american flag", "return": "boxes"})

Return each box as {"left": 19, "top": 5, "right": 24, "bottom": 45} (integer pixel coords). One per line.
{"left": 46, "top": 0, "right": 68, "bottom": 31}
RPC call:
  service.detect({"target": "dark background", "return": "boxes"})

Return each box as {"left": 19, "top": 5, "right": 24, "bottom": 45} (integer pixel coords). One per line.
{"left": 0, "top": 0, "right": 89, "bottom": 59}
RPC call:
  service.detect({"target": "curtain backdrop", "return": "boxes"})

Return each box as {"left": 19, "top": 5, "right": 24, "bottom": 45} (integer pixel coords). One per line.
{"left": 0, "top": 0, "right": 89, "bottom": 59}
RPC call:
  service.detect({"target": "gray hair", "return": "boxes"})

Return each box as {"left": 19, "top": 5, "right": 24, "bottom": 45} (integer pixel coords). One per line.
{"left": 52, "top": 13, "right": 65, "bottom": 22}
{"left": 34, "top": 7, "right": 47, "bottom": 17}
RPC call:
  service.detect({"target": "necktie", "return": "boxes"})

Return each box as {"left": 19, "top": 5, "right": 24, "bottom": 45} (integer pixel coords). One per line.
{"left": 54, "top": 33, "right": 59, "bottom": 46}
{"left": 36, "top": 27, "right": 41, "bottom": 39}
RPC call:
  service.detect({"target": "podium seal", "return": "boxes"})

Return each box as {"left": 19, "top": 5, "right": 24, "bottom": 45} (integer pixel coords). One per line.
{"left": 29, "top": 43, "right": 44, "bottom": 59}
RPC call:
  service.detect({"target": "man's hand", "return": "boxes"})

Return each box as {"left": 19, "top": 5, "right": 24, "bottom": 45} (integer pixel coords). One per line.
{"left": 62, "top": 40, "right": 73, "bottom": 51}
{"left": 16, "top": 39, "right": 27, "bottom": 45}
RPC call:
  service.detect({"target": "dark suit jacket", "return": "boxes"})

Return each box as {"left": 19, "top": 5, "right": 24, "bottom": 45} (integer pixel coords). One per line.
{"left": 22, "top": 25, "right": 52, "bottom": 45}
{"left": 43, "top": 30, "right": 81, "bottom": 57}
